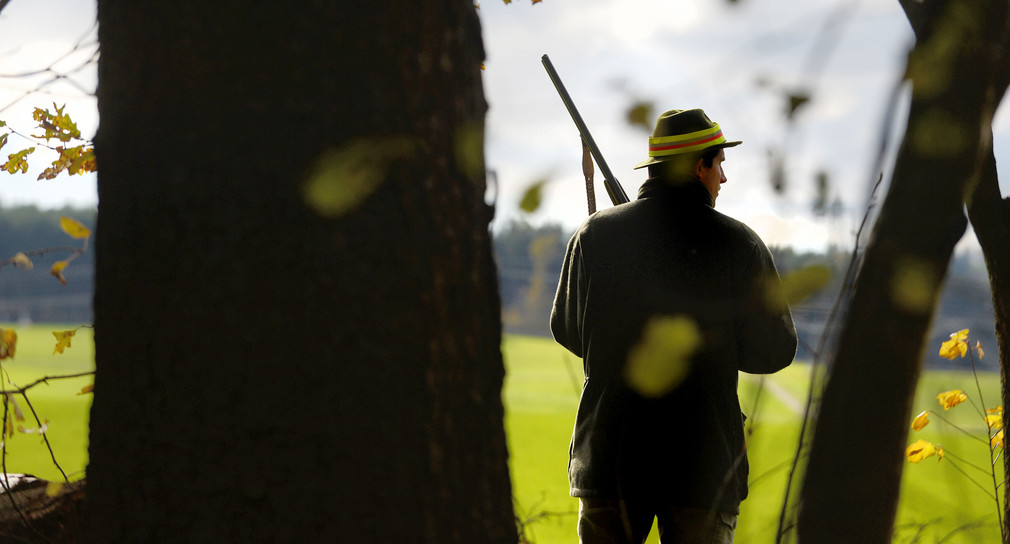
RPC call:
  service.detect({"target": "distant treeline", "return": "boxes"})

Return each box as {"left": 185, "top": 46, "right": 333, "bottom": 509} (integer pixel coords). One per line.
{"left": 0, "top": 207, "right": 997, "bottom": 371}
{"left": 492, "top": 219, "right": 998, "bottom": 372}
{"left": 0, "top": 204, "right": 96, "bottom": 324}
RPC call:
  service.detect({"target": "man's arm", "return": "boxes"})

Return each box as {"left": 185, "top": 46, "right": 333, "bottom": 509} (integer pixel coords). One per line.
{"left": 550, "top": 232, "right": 586, "bottom": 357}
{"left": 736, "top": 242, "right": 798, "bottom": 374}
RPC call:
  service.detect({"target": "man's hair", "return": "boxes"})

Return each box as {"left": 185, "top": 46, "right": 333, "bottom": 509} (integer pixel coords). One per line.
{"left": 647, "top": 145, "right": 722, "bottom": 181}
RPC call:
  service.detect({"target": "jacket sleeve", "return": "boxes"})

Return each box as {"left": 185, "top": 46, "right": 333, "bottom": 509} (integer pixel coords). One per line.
{"left": 550, "top": 231, "right": 586, "bottom": 358}
{"left": 735, "top": 241, "right": 798, "bottom": 374}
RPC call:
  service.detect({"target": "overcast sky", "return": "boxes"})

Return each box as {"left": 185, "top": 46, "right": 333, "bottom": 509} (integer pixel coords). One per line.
{"left": 0, "top": 0, "right": 1005, "bottom": 253}
{"left": 479, "top": 0, "right": 1008, "bottom": 252}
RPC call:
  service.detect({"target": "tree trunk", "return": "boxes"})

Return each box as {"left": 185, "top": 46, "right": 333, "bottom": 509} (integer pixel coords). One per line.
{"left": 797, "top": 2, "right": 1009, "bottom": 542}
{"left": 85, "top": 2, "right": 515, "bottom": 542}
{"left": 968, "top": 134, "right": 1010, "bottom": 540}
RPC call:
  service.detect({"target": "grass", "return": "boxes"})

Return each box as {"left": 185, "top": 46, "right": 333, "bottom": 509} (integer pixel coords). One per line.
{"left": 0, "top": 325, "right": 1002, "bottom": 542}
{"left": 503, "top": 334, "right": 1005, "bottom": 544}
{"left": 0, "top": 323, "right": 93, "bottom": 483}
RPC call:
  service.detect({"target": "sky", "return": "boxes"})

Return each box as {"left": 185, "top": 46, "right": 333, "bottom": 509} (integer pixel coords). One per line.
{"left": 0, "top": 0, "right": 98, "bottom": 211}
{"left": 0, "top": 0, "right": 1006, "bottom": 253}
{"left": 478, "top": 0, "right": 1009, "bottom": 253}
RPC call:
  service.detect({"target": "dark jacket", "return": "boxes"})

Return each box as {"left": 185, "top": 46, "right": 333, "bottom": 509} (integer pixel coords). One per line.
{"left": 550, "top": 178, "right": 797, "bottom": 514}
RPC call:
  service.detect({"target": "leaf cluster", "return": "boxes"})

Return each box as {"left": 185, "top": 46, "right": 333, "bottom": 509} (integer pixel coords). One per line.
{"left": 0, "top": 104, "right": 96, "bottom": 180}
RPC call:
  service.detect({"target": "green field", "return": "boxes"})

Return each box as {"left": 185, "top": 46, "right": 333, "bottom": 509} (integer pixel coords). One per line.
{"left": 0, "top": 324, "right": 93, "bottom": 483}
{"left": 503, "top": 334, "right": 1005, "bottom": 544}
{"left": 2, "top": 326, "right": 1003, "bottom": 542}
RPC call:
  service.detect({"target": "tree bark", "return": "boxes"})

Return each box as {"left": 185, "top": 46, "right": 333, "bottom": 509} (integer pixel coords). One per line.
{"left": 85, "top": 2, "right": 515, "bottom": 542}
{"left": 797, "top": 2, "right": 1009, "bottom": 542}
{"left": 967, "top": 138, "right": 1010, "bottom": 541}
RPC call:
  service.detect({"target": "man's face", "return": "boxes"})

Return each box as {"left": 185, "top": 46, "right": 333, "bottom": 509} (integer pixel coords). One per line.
{"left": 697, "top": 148, "right": 727, "bottom": 204}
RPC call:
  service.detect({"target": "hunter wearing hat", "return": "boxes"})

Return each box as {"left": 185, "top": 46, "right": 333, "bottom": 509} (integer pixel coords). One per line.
{"left": 551, "top": 108, "right": 797, "bottom": 543}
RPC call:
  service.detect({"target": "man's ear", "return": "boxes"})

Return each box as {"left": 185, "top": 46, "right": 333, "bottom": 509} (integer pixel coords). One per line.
{"left": 693, "top": 158, "right": 705, "bottom": 180}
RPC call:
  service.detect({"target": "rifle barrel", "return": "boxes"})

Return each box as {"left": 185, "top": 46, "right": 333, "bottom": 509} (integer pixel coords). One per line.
{"left": 541, "top": 54, "right": 629, "bottom": 205}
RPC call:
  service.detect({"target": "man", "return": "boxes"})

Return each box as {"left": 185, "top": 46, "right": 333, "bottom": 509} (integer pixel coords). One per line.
{"left": 551, "top": 109, "right": 797, "bottom": 543}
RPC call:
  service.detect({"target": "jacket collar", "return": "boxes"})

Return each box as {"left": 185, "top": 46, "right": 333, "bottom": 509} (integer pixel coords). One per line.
{"left": 637, "top": 177, "right": 713, "bottom": 208}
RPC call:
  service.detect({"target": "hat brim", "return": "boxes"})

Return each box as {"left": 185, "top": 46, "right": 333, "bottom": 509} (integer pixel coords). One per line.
{"left": 632, "top": 140, "right": 742, "bottom": 170}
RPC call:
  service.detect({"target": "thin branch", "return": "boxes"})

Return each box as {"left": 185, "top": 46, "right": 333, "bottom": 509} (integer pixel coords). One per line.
{"left": 17, "top": 393, "right": 67, "bottom": 482}
{"left": 0, "top": 371, "right": 94, "bottom": 396}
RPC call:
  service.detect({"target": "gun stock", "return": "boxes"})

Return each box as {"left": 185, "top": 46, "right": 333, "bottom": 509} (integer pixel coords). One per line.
{"left": 541, "top": 54, "right": 629, "bottom": 206}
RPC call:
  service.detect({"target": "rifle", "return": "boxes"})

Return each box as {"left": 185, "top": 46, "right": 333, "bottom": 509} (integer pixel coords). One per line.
{"left": 541, "top": 54, "right": 629, "bottom": 208}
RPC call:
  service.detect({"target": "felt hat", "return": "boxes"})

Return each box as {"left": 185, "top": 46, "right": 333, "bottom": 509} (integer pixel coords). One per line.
{"left": 633, "top": 108, "right": 742, "bottom": 170}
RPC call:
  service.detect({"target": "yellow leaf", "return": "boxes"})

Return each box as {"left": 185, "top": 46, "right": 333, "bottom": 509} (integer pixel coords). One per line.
{"left": 937, "top": 390, "right": 967, "bottom": 411}
{"left": 51, "top": 260, "right": 68, "bottom": 284}
{"left": 0, "top": 327, "right": 16, "bottom": 360}
{"left": 32, "top": 103, "right": 80, "bottom": 143}
{"left": 77, "top": 384, "right": 94, "bottom": 395}
{"left": 11, "top": 252, "right": 32, "bottom": 270}
{"left": 45, "top": 481, "right": 64, "bottom": 497}
{"left": 906, "top": 439, "right": 937, "bottom": 463}
{"left": 911, "top": 410, "right": 930, "bottom": 431}
{"left": 975, "top": 340, "right": 985, "bottom": 359}
{"left": 986, "top": 413, "right": 1003, "bottom": 429}
{"left": 52, "top": 329, "right": 76, "bottom": 354}
{"left": 3, "top": 147, "right": 34, "bottom": 174}
{"left": 624, "top": 315, "right": 701, "bottom": 398}
{"left": 936, "top": 445, "right": 944, "bottom": 461}
{"left": 939, "top": 330, "right": 969, "bottom": 360}
{"left": 992, "top": 429, "right": 1004, "bottom": 449}
{"left": 59, "top": 216, "right": 91, "bottom": 239}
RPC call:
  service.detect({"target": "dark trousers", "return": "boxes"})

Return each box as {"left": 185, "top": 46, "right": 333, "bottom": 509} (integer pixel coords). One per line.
{"left": 578, "top": 498, "right": 736, "bottom": 544}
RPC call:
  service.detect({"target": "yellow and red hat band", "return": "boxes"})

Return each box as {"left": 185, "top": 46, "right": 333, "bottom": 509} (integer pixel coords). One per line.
{"left": 648, "top": 124, "right": 726, "bottom": 157}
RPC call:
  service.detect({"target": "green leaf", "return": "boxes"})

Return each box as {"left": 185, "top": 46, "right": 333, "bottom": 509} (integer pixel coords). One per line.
{"left": 519, "top": 179, "right": 547, "bottom": 213}
{"left": 3, "top": 148, "right": 35, "bottom": 174}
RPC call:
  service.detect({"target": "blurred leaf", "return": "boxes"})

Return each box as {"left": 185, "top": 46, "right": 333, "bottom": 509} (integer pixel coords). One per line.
{"left": 892, "top": 257, "right": 936, "bottom": 314}
{"left": 78, "top": 384, "right": 94, "bottom": 395}
{"left": 454, "top": 122, "right": 484, "bottom": 179}
{"left": 60, "top": 216, "right": 92, "bottom": 239}
{"left": 626, "top": 101, "right": 654, "bottom": 131}
{"left": 302, "top": 136, "right": 416, "bottom": 218}
{"left": 768, "top": 148, "right": 785, "bottom": 193}
{"left": 812, "top": 171, "right": 829, "bottom": 216}
{"left": 775, "top": 264, "right": 832, "bottom": 306}
{"left": 519, "top": 178, "right": 548, "bottom": 213}
{"left": 0, "top": 133, "right": 7, "bottom": 153}
{"left": 0, "top": 327, "right": 16, "bottom": 360}
{"left": 51, "top": 260, "right": 68, "bottom": 285}
{"left": 4, "top": 393, "right": 23, "bottom": 422}
{"left": 11, "top": 252, "right": 32, "bottom": 270}
{"left": 786, "top": 92, "right": 811, "bottom": 119}
{"left": 624, "top": 315, "right": 701, "bottom": 398}
{"left": 18, "top": 419, "right": 48, "bottom": 434}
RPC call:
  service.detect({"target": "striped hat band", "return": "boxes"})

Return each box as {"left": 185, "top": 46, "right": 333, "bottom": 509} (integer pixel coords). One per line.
{"left": 648, "top": 124, "right": 726, "bottom": 157}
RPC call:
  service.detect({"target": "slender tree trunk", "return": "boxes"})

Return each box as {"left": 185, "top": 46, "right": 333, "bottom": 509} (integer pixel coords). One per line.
{"left": 968, "top": 135, "right": 1010, "bottom": 540}
{"left": 797, "top": 2, "right": 1009, "bottom": 542}
{"left": 85, "top": 2, "right": 515, "bottom": 542}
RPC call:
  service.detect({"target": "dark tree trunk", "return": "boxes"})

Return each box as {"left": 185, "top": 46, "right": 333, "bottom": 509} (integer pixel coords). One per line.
{"left": 797, "top": 2, "right": 1009, "bottom": 542}
{"left": 968, "top": 134, "right": 1010, "bottom": 541}
{"left": 85, "top": 2, "right": 515, "bottom": 542}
